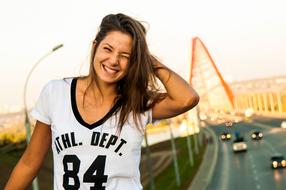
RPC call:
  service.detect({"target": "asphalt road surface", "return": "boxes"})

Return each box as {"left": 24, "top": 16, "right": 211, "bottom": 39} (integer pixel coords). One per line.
{"left": 207, "top": 117, "right": 286, "bottom": 190}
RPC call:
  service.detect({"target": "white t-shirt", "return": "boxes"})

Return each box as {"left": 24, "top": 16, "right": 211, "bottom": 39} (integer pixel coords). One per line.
{"left": 31, "top": 78, "right": 151, "bottom": 190}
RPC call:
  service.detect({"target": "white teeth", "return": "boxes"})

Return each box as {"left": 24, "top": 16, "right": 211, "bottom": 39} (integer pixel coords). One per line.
{"left": 103, "top": 65, "right": 117, "bottom": 74}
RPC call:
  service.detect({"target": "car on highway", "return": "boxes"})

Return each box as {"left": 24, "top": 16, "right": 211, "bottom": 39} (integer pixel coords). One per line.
{"left": 271, "top": 155, "right": 286, "bottom": 169}
{"left": 281, "top": 121, "right": 286, "bottom": 129}
{"left": 251, "top": 131, "right": 263, "bottom": 140}
{"left": 225, "top": 120, "right": 233, "bottom": 127}
{"left": 220, "top": 132, "right": 232, "bottom": 141}
{"left": 232, "top": 137, "right": 247, "bottom": 152}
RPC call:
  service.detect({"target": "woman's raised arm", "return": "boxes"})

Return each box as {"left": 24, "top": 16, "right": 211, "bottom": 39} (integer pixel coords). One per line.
{"left": 152, "top": 60, "right": 199, "bottom": 120}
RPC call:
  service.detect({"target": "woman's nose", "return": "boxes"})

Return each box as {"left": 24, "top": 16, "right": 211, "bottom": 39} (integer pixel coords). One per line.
{"left": 109, "top": 53, "right": 119, "bottom": 65}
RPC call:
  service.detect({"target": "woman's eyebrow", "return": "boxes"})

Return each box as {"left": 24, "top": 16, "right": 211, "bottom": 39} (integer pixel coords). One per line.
{"left": 104, "top": 43, "right": 131, "bottom": 55}
{"left": 103, "top": 43, "right": 113, "bottom": 49}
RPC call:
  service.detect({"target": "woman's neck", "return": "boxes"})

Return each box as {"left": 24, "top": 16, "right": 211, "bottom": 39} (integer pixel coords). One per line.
{"left": 81, "top": 76, "right": 118, "bottom": 102}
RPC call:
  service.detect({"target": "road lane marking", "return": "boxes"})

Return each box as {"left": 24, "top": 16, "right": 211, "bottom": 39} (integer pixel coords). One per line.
{"left": 261, "top": 140, "right": 279, "bottom": 155}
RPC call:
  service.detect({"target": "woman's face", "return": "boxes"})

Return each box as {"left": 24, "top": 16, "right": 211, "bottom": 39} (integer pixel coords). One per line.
{"left": 93, "top": 31, "right": 132, "bottom": 86}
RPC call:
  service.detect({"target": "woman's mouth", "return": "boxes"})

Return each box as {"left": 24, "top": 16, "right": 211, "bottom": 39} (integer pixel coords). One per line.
{"left": 102, "top": 64, "right": 119, "bottom": 75}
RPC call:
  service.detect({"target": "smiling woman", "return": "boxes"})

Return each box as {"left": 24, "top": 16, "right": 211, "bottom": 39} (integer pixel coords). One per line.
{"left": 4, "top": 13, "right": 199, "bottom": 190}
{"left": 93, "top": 31, "right": 132, "bottom": 85}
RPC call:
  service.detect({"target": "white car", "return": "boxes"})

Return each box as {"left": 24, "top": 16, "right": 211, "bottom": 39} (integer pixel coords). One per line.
{"left": 281, "top": 121, "right": 286, "bottom": 129}
{"left": 232, "top": 137, "right": 247, "bottom": 152}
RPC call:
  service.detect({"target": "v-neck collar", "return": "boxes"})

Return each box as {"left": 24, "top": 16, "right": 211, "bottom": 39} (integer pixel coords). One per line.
{"left": 70, "top": 78, "right": 121, "bottom": 130}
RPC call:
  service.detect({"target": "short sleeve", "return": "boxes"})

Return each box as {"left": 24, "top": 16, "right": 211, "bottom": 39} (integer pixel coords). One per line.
{"left": 147, "top": 108, "right": 161, "bottom": 126}
{"left": 30, "top": 81, "right": 53, "bottom": 125}
{"left": 147, "top": 109, "right": 153, "bottom": 125}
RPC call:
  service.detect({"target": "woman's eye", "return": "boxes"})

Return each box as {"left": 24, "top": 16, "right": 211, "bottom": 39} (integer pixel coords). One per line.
{"left": 104, "top": 47, "right": 112, "bottom": 52}
{"left": 120, "top": 55, "right": 130, "bottom": 60}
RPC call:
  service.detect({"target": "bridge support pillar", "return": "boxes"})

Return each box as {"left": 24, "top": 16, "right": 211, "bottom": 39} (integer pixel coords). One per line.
{"left": 253, "top": 94, "right": 257, "bottom": 112}
{"left": 262, "top": 93, "right": 269, "bottom": 112}
{"left": 257, "top": 94, "right": 263, "bottom": 112}
{"left": 276, "top": 91, "right": 283, "bottom": 113}
{"left": 269, "top": 93, "right": 275, "bottom": 113}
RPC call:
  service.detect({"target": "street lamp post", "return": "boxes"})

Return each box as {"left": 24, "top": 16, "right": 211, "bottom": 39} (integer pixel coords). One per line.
{"left": 143, "top": 132, "right": 155, "bottom": 190}
{"left": 168, "top": 119, "right": 181, "bottom": 187}
{"left": 23, "top": 44, "right": 63, "bottom": 190}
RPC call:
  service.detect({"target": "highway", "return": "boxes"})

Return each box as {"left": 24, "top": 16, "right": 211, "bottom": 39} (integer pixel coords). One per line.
{"left": 207, "top": 117, "right": 286, "bottom": 190}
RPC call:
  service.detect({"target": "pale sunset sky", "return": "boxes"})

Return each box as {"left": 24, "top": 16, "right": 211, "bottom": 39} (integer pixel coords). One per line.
{"left": 0, "top": 0, "right": 286, "bottom": 111}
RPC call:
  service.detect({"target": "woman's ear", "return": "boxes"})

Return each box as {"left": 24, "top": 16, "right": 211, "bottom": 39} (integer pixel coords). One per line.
{"left": 93, "top": 40, "right": 97, "bottom": 47}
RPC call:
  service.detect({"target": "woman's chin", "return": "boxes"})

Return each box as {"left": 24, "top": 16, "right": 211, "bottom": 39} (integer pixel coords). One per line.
{"left": 98, "top": 75, "right": 121, "bottom": 85}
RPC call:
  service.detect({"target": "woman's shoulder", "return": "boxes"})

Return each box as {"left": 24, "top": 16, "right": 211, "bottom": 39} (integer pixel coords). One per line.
{"left": 45, "top": 77, "right": 74, "bottom": 87}
{"left": 40, "top": 77, "right": 75, "bottom": 94}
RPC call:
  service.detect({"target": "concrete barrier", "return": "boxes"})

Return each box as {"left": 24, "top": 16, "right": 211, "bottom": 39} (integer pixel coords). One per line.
{"left": 188, "top": 126, "right": 218, "bottom": 190}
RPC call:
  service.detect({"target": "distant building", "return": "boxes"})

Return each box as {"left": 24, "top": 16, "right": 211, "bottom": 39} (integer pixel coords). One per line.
{"left": 231, "top": 75, "right": 286, "bottom": 117}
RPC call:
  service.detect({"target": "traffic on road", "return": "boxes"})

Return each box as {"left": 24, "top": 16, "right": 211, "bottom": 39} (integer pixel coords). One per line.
{"left": 206, "top": 117, "right": 286, "bottom": 190}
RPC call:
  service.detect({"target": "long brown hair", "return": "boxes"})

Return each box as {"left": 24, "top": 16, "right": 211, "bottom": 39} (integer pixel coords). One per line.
{"left": 84, "top": 13, "right": 165, "bottom": 132}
